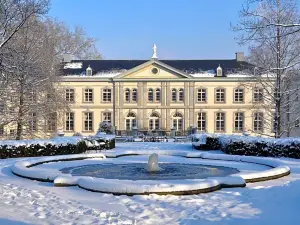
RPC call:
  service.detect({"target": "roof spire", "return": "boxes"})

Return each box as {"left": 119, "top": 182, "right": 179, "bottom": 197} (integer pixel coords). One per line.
{"left": 152, "top": 43, "right": 158, "bottom": 59}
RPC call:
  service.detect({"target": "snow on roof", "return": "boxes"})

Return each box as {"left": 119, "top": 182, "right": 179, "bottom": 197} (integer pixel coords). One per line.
{"left": 64, "top": 62, "right": 83, "bottom": 69}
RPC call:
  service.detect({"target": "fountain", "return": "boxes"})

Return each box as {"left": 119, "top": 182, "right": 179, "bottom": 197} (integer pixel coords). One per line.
{"left": 146, "top": 153, "right": 162, "bottom": 172}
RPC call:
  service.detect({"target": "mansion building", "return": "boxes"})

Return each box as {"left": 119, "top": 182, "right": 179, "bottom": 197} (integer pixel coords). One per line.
{"left": 59, "top": 47, "right": 272, "bottom": 137}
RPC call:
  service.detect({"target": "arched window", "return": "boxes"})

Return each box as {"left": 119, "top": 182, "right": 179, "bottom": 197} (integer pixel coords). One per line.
{"left": 125, "top": 88, "right": 130, "bottom": 102}
{"left": 148, "top": 88, "right": 154, "bottom": 102}
{"left": 86, "top": 66, "right": 92, "bottom": 76}
{"left": 172, "top": 89, "right": 177, "bottom": 102}
{"left": 172, "top": 112, "right": 183, "bottom": 130}
{"left": 149, "top": 112, "right": 160, "bottom": 130}
{"left": 155, "top": 88, "right": 161, "bottom": 102}
{"left": 125, "top": 112, "right": 137, "bottom": 130}
{"left": 132, "top": 88, "right": 138, "bottom": 102}
{"left": 179, "top": 88, "right": 184, "bottom": 102}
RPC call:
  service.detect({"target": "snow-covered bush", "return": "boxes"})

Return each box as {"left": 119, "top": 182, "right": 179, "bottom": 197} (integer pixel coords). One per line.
{"left": 97, "top": 122, "right": 115, "bottom": 134}
{"left": 194, "top": 134, "right": 300, "bottom": 159}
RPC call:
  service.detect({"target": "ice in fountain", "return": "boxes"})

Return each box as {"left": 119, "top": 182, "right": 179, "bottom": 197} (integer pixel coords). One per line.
{"left": 146, "top": 153, "right": 162, "bottom": 172}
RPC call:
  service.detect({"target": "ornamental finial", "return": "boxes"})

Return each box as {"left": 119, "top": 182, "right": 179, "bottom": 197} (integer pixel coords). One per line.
{"left": 152, "top": 43, "right": 158, "bottom": 59}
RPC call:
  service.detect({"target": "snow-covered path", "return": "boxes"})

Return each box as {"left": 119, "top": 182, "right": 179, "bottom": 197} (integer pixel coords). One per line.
{"left": 0, "top": 142, "right": 299, "bottom": 224}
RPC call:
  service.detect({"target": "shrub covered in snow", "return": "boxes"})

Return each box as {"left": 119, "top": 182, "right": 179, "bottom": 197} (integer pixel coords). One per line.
{"left": 0, "top": 136, "right": 115, "bottom": 159}
{"left": 97, "top": 122, "right": 115, "bottom": 134}
{"left": 193, "top": 134, "right": 300, "bottom": 159}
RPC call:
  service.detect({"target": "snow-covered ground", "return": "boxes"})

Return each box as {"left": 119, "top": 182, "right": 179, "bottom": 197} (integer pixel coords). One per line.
{"left": 0, "top": 142, "right": 300, "bottom": 224}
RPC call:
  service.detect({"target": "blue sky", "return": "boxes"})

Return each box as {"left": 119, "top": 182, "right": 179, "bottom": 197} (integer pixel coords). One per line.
{"left": 48, "top": 0, "right": 247, "bottom": 59}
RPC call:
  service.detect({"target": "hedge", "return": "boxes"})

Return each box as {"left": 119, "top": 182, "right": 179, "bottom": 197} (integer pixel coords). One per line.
{"left": 194, "top": 134, "right": 300, "bottom": 159}
{"left": 0, "top": 137, "right": 115, "bottom": 159}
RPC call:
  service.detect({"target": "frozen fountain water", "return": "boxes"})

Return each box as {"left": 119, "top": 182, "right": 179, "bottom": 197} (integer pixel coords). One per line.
{"left": 146, "top": 153, "right": 162, "bottom": 172}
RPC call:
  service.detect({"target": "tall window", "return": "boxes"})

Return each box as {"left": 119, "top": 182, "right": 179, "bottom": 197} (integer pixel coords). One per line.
{"left": 155, "top": 88, "right": 161, "bottom": 102}
{"left": 0, "top": 125, "right": 3, "bottom": 136}
{"left": 253, "top": 112, "right": 264, "bottom": 132}
{"left": 215, "top": 112, "right": 225, "bottom": 132}
{"left": 0, "top": 102, "right": 4, "bottom": 114}
{"left": 197, "top": 89, "right": 207, "bottom": 102}
{"left": 66, "top": 112, "right": 74, "bottom": 131}
{"left": 84, "top": 89, "right": 93, "bottom": 102}
{"left": 149, "top": 112, "right": 160, "bottom": 130}
{"left": 234, "top": 88, "right": 244, "bottom": 103}
{"left": 83, "top": 112, "right": 93, "bottom": 131}
{"left": 172, "top": 112, "right": 183, "bottom": 130}
{"left": 29, "top": 112, "right": 37, "bottom": 131}
{"left": 103, "top": 88, "right": 112, "bottom": 102}
{"left": 125, "top": 89, "right": 130, "bottom": 102}
{"left": 234, "top": 112, "right": 244, "bottom": 132}
{"left": 197, "top": 112, "right": 206, "bottom": 131}
{"left": 66, "top": 89, "right": 74, "bottom": 102}
{"left": 46, "top": 112, "right": 57, "bottom": 132}
{"left": 148, "top": 89, "right": 154, "bottom": 102}
{"left": 215, "top": 88, "right": 225, "bottom": 103}
{"left": 103, "top": 112, "right": 112, "bottom": 123}
{"left": 132, "top": 88, "right": 138, "bottom": 102}
{"left": 125, "top": 112, "right": 137, "bottom": 130}
{"left": 29, "top": 90, "right": 37, "bottom": 103}
{"left": 172, "top": 89, "right": 177, "bottom": 102}
{"left": 253, "top": 88, "right": 263, "bottom": 103}
{"left": 179, "top": 88, "right": 184, "bottom": 102}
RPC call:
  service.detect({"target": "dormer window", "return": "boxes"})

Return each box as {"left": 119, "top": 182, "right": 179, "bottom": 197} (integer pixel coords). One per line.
{"left": 86, "top": 66, "right": 92, "bottom": 76}
{"left": 217, "top": 65, "right": 223, "bottom": 77}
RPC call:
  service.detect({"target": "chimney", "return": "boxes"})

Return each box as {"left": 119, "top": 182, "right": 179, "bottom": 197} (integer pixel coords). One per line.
{"left": 235, "top": 52, "right": 245, "bottom": 62}
{"left": 62, "top": 53, "right": 73, "bottom": 63}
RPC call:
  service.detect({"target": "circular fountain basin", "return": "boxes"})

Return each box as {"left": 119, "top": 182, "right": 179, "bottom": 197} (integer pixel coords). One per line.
{"left": 60, "top": 163, "right": 239, "bottom": 180}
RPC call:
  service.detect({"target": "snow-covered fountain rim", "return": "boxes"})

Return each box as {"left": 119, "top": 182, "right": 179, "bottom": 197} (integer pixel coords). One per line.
{"left": 10, "top": 151, "right": 291, "bottom": 195}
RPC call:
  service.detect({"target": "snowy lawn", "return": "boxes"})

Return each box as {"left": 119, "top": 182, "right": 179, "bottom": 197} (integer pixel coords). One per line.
{"left": 0, "top": 142, "right": 299, "bottom": 224}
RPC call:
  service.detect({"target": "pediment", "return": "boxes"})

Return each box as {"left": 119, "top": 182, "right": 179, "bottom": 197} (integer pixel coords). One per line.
{"left": 114, "top": 60, "right": 192, "bottom": 79}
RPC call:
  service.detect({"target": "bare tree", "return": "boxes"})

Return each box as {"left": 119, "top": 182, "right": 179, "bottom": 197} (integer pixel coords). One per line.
{"left": 233, "top": 0, "right": 300, "bottom": 137}
{"left": 0, "top": 0, "right": 49, "bottom": 93}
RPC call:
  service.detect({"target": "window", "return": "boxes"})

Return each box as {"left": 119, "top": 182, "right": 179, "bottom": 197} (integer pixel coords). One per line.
{"left": 29, "top": 90, "right": 37, "bottom": 102}
{"left": 197, "top": 112, "right": 206, "bottom": 131}
{"left": 103, "top": 88, "right": 112, "bottom": 102}
{"left": 0, "top": 125, "right": 3, "bottom": 136}
{"left": 295, "top": 119, "right": 300, "bottom": 128}
{"left": 149, "top": 112, "right": 160, "bottom": 130}
{"left": 66, "top": 89, "right": 74, "bottom": 102}
{"left": 172, "top": 112, "right": 183, "bottom": 130}
{"left": 179, "top": 88, "right": 184, "bottom": 102}
{"left": 66, "top": 112, "right": 74, "bottom": 131}
{"left": 148, "top": 89, "right": 154, "bottom": 102}
{"left": 253, "top": 88, "right": 263, "bottom": 103}
{"left": 86, "top": 66, "right": 92, "bottom": 76}
{"left": 197, "top": 89, "right": 207, "bottom": 102}
{"left": 0, "top": 102, "right": 4, "bottom": 114}
{"left": 125, "top": 112, "right": 137, "bottom": 130}
{"left": 234, "top": 112, "right": 244, "bottom": 132}
{"left": 46, "top": 113, "right": 57, "bottom": 132}
{"left": 215, "top": 112, "right": 225, "bottom": 132}
{"left": 217, "top": 65, "right": 223, "bottom": 77}
{"left": 172, "top": 89, "right": 177, "bottom": 102}
{"left": 253, "top": 112, "right": 264, "bottom": 132}
{"left": 83, "top": 112, "right": 93, "bottom": 131}
{"left": 125, "top": 89, "right": 130, "bottom": 102}
{"left": 84, "top": 89, "right": 93, "bottom": 102}
{"left": 132, "top": 89, "right": 138, "bottom": 102}
{"left": 103, "top": 112, "right": 112, "bottom": 123}
{"left": 215, "top": 88, "right": 225, "bottom": 103}
{"left": 155, "top": 88, "right": 161, "bottom": 102}
{"left": 29, "top": 112, "right": 37, "bottom": 131}
{"left": 234, "top": 88, "right": 244, "bottom": 103}
{"left": 9, "top": 129, "right": 16, "bottom": 137}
